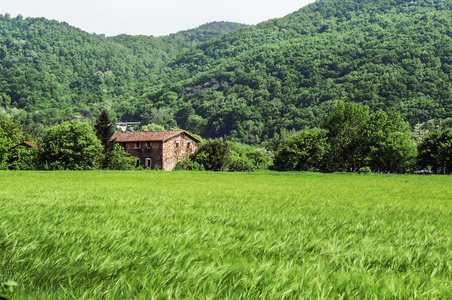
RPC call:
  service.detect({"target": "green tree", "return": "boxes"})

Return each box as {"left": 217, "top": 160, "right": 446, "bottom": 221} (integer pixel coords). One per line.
{"left": 417, "top": 128, "right": 452, "bottom": 174}
{"left": 320, "top": 102, "right": 370, "bottom": 172}
{"left": 7, "top": 145, "right": 39, "bottom": 170}
{"left": 0, "top": 116, "right": 23, "bottom": 146}
{"left": 141, "top": 123, "right": 166, "bottom": 131}
{"left": 228, "top": 141, "right": 272, "bottom": 172}
{"left": 94, "top": 109, "right": 116, "bottom": 169}
{"left": 107, "top": 144, "right": 136, "bottom": 170}
{"left": 194, "top": 138, "right": 230, "bottom": 171}
{"left": 0, "top": 127, "right": 10, "bottom": 169}
{"left": 40, "top": 121, "right": 103, "bottom": 170}
{"left": 272, "top": 128, "right": 329, "bottom": 171}
{"left": 368, "top": 131, "right": 417, "bottom": 174}
{"left": 365, "top": 112, "right": 417, "bottom": 173}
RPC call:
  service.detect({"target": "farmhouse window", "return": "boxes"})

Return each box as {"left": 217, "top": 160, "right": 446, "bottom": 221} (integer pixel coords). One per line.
{"left": 187, "top": 142, "right": 191, "bottom": 149}
{"left": 146, "top": 158, "right": 151, "bottom": 168}
{"left": 135, "top": 142, "right": 141, "bottom": 149}
{"left": 146, "top": 142, "right": 151, "bottom": 149}
{"left": 176, "top": 141, "right": 180, "bottom": 148}
{"left": 135, "top": 159, "right": 141, "bottom": 167}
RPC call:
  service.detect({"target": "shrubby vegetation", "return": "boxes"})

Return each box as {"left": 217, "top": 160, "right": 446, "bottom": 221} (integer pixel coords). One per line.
{"left": 0, "top": 127, "right": 10, "bottom": 169}
{"left": 228, "top": 141, "right": 272, "bottom": 172}
{"left": 0, "top": 114, "right": 135, "bottom": 171}
{"left": 1, "top": 102, "right": 452, "bottom": 174}
{"left": 272, "top": 102, "right": 417, "bottom": 173}
{"left": 7, "top": 144, "right": 39, "bottom": 170}
{"left": 417, "top": 128, "right": 452, "bottom": 174}
{"left": 39, "top": 121, "right": 103, "bottom": 170}
{"left": 272, "top": 128, "right": 329, "bottom": 172}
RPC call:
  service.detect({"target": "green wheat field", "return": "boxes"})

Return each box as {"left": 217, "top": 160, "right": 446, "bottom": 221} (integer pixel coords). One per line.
{"left": 1, "top": 171, "right": 451, "bottom": 299}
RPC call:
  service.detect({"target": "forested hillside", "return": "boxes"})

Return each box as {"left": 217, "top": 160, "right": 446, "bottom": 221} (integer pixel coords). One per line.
{"left": 0, "top": 15, "right": 246, "bottom": 125}
{"left": 1, "top": 0, "right": 452, "bottom": 143}
{"left": 151, "top": 0, "right": 452, "bottom": 143}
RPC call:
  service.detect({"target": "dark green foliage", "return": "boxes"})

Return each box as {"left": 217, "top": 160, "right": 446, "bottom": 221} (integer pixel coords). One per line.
{"left": 175, "top": 140, "right": 271, "bottom": 172}
{"left": 0, "top": 15, "right": 244, "bottom": 128}
{"left": 321, "top": 102, "right": 370, "bottom": 172}
{"left": 106, "top": 144, "right": 136, "bottom": 170}
{"left": 7, "top": 145, "right": 39, "bottom": 170}
{"left": 39, "top": 121, "right": 102, "bottom": 170}
{"left": 274, "top": 102, "right": 417, "bottom": 173}
{"left": 22, "top": 123, "right": 47, "bottom": 141}
{"left": 139, "top": 108, "right": 177, "bottom": 130}
{"left": 411, "top": 118, "right": 452, "bottom": 145}
{"left": 0, "top": 116, "right": 23, "bottom": 146}
{"left": 228, "top": 141, "right": 272, "bottom": 172}
{"left": 0, "top": 127, "right": 10, "bottom": 169}
{"left": 150, "top": 0, "right": 452, "bottom": 141}
{"left": 272, "top": 128, "right": 330, "bottom": 172}
{"left": 94, "top": 109, "right": 116, "bottom": 169}
{"left": 417, "top": 128, "right": 452, "bottom": 174}
{"left": 365, "top": 112, "right": 417, "bottom": 173}
{"left": 194, "top": 138, "right": 230, "bottom": 171}
{"left": 173, "top": 157, "right": 205, "bottom": 171}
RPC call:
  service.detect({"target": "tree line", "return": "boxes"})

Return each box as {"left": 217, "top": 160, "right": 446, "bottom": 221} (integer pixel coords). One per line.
{"left": 1, "top": 102, "right": 451, "bottom": 174}
{"left": 177, "top": 102, "right": 452, "bottom": 174}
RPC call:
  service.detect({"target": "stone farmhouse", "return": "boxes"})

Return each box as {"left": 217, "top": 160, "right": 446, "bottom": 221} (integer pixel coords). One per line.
{"left": 112, "top": 130, "right": 201, "bottom": 171}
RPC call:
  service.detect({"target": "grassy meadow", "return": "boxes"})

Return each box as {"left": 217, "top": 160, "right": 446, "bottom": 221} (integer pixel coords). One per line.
{"left": 0, "top": 171, "right": 451, "bottom": 299}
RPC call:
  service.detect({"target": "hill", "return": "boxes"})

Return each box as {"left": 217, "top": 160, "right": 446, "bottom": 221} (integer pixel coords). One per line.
{"left": 145, "top": 0, "right": 452, "bottom": 143}
{"left": 2, "top": 0, "right": 452, "bottom": 143}
{"left": 0, "top": 15, "right": 246, "bottom": 124}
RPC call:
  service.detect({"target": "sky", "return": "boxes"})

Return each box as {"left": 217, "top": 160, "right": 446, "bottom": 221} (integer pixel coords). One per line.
{"left": 0, "top": 0, "right": 317, "bottom": 37}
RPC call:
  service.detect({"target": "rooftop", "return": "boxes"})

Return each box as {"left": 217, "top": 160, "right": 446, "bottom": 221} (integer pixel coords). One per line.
{"left": 112, "top": 130, "right": 201, "bottom": 143}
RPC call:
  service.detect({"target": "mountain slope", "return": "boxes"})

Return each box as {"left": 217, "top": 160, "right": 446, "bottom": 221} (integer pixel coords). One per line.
{"left": 0, "top": 15, "right": 246, "bottom": 123}
{"left": 145, "top": 0, "right": 452, "bottom": 143}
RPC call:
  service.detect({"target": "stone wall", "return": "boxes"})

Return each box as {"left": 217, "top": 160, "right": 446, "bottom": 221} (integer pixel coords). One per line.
{"left": 120, "top": 141, "right": 163, "bottom": 169}
{"left": 162, "top": 133, "right": 198, "bottom": 171}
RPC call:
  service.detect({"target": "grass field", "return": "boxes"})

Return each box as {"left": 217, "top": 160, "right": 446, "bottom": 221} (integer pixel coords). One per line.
{"left": 0, "top": 171, "right": 451, "bottom": 299}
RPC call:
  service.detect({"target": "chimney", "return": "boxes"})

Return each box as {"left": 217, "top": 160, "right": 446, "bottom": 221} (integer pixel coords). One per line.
{"left": 143, "top": 129, "right": 150, "bottom": 132}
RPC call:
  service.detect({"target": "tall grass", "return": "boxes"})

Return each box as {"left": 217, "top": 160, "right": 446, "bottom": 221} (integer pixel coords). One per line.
{"left": 0, "top": 171, "right": 451, "bottom": 298}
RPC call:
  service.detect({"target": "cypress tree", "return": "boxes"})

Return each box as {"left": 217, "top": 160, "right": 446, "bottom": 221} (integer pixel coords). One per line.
{"left": 95, "top": 109, "right": 116, "bottom": 169}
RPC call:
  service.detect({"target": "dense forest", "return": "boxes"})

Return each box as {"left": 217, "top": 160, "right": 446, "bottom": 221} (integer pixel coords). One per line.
{"left": 1, "top": 0, "right": 452, "bottom": 143}
{"left": 0, "top": 17, "right": 247, "bottom": 126}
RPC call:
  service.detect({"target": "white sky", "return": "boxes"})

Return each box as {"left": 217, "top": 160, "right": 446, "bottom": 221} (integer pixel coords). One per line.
{"left": 0, "top": 0, "right": 317, "bottom": 37}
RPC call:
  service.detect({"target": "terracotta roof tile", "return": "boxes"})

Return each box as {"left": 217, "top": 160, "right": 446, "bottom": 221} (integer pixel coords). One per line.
{"left": 23, "top": 141, "right": 38, "bottom": 148}
{"left": 112, "top": 130, "right": 201, "bottom": 143}
{"left": 9, "top": 141, "right": 39, "bottom": 151}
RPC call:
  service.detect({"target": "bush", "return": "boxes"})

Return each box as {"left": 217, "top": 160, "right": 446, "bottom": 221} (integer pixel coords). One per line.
{"left": 194, "top": 138, "right": 230, "bottom": 171}
{"left": 7, "top": 145, "right": 39, "bottom": 170}
{"left": 39, "top": 120, "right": 103, "bottom": 170}
{"left": 106, "top": 144, "right": 136, "bottom": 170}
{"left": 173, "top": 157, "right": 204, "bottom": 171}
{"left": 228, "top": 154, "right": 257, "bottom": 172}
{"left": 228, "top": 141, "right": 272, "bottom": 171}
{"left": 358, "top": 167, "right": 372, "bottom": 174}
{"left": 272, "top": 128, "right": 329, "bottom": 172}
